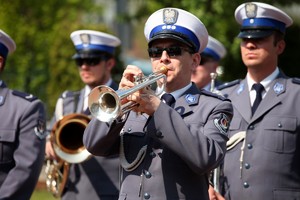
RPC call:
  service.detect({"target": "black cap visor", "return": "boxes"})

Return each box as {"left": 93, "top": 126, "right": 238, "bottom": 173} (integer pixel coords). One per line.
{"left": 237, "top": 27, "right": 277, "bottom": 39}
{"left": 148, "top": 32, "right": 197, "bottom": 53}
{"left": 72, "top": 49, "right": 111, "bottom": 59}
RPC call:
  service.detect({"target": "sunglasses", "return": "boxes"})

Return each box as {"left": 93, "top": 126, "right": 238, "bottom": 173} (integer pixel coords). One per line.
{"left": 75, "top": 58, "right": 104, "bottom": 67}
{"left": 148, "top": 46, "right": 193, "bottom": 58}
{"left": 199, "top": 56, "right": 216, "bottom": 65}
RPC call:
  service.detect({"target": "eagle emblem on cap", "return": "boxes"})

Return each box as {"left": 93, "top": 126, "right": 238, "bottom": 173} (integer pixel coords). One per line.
{"left": 245, "top": 3, "right": 257, "bottom": 18}
{"left": 80, "top": 33, "right": 91, "bottom": 45}
{"left": 163, "top": 8, "right": 178, "bottom": 24}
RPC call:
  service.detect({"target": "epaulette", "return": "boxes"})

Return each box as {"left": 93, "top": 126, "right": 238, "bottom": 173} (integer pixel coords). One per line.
{"left": 60, "top": 90, "right": 80, "bottom": 98}
{"left": 292, "top": 77, "right": 300, "bottom": 85}
{"left": 200, "top": 89, "right": 226, "bottom": 101}
{"left": 217, "top": 79, "right": 241, "bottom": 90}
{"left": 12, "top": 90, "right": 38, "bottom": 102}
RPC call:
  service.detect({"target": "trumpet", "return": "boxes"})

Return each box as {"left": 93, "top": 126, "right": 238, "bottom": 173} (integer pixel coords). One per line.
{"left": 45, "top": 113, "right": 91, "bottom": 198}
{"left": 88, "top": 66, "right": 168, "bottom": 122}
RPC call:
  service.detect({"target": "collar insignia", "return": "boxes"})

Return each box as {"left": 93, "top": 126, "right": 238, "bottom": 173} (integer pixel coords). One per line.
{"left": 0, "top": 96, "right": 4, "bottom": 106}
{"left": 185, "top": 94, "right": 196, "bottom": 104}
{"left": 245, "top": 3, "right": 257, "bottom": 18}
{"left": 163, "top": 8, "right": 178, "bottom": 24}
{"left": 237, "top": 83, "right": 244, "bottom": 95}
{"left": 273, "top": 82, "right": 284, "bottom": 94}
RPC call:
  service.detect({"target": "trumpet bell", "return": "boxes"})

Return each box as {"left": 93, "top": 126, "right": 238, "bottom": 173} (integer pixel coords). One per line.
{"left": 88, "top": 85, "right": 121, "bottom": 123}
{"left": 51, "top": 113, "right": 91, "bottom": 163}
{"left": 88, "top": 66, "right": 168, "bottom": 122}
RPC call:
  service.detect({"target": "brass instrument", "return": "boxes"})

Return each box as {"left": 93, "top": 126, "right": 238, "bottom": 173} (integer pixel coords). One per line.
{"left": 88, "top": 66, "right": 168, "bottom": 122}
{"left": 210, "top": 72, "right": 218, "bottom": 93}
{"left": 210, "top": 72, "right": 221, "bottom": 193}
{"left": 45, "top": 113, "right": 91, "bottom": 198}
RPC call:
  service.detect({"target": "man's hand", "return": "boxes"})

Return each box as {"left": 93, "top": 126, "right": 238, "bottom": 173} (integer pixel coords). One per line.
{"left": 208, "top": 185, "right": 225, "bottom": 200}
{"left": 119, "top": 65, "right": 162, "bottom": 115}
{"left": 45, "top": 141, "right": 58, "bottom": 160}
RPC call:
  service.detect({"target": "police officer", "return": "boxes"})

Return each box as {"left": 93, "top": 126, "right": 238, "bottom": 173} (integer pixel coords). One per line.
{"left": 191, "top": 35, "right": 227, "bottom": 91}
{"left": 191, "top": 36, "right": 227, "bottom": 200}
{"left": 83, "top": 8, "right": 233, "bottom": 200}
{"left": 45, "top": 30, "right": 121, "bottom": 200}
{"left": 218, "top": 2, "right": 300, "bottom": 199}
{"left": 0, "top": 29, "right": 46, "bottom": 199}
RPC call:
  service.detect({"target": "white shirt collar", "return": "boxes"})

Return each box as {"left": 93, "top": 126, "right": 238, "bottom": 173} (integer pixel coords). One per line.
{"left": 247, "top": 67, "right": 279, "bottom": 106}
{"left": 161, "top": 82, "right": 192, "bottom": 100}
{"left": 247, "top": 67, "right": 279, "bottom": 92}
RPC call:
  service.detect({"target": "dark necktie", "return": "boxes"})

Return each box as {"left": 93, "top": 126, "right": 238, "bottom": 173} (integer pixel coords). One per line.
{"left": 251, "top": 83, "right": 264, "bottom": 115}
{"left": 161, "top": 93, "right": 175, "bottom": 106}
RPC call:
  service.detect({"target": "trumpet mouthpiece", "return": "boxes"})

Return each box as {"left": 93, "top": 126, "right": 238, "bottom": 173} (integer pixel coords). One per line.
{"left": 159, "top": 66, "right": 168, "bottom": 74}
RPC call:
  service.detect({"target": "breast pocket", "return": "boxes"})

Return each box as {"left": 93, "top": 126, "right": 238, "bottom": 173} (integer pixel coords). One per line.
{"left": 263, "top": 116, "right": 297, "bottom": 153}
{"left": 0, "top": 129, "right": 17, "bottom": 162}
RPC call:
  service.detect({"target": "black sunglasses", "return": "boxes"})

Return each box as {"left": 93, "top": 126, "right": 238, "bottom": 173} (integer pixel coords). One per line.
{"left": 199, "top": 55, "right": 216, "bottom": 65}
{"left": 148, "top": 46, "right": 193, "bottom": 58}
{"left": 75, "top": 58, "right": 104, "bottom": 67}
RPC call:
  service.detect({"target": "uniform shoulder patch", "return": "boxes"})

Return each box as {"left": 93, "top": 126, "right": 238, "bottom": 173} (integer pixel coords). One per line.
{"left": 12, "top": 90, "right": 37, "bottom": 102}
{"left": 292, "top": 78, "right": 300, "bottom": 85}
{"left": 217, "top": 79, "right": 241, "bottom": 90}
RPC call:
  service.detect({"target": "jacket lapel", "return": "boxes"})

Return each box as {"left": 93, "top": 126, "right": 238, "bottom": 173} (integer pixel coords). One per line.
{"left": 251, "top": 75, "right": 286, "bottom": 122}
{"left": 76, "top": 88, "right": 85, "bottom": 113}
{"left": 230, "top": 80, "right": 252, "bottom": 123}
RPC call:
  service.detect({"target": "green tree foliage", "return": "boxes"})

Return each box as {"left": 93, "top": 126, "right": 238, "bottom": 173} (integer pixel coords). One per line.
{"left": 0, "top": 0, "right": 123, "bottom": 118}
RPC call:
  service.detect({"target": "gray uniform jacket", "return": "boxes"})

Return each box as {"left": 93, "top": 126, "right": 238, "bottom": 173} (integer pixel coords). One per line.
{"left": 0, "top": 81, "right": 46, "bottom": 200}
{"left": 219, "top": 72, "right": 300, "bottom": 200}
{"left": 83, "top": 83, "right": 233, "bottom": 200}
{"left": 49, "top": 81, "right": 119, "bottom": 200}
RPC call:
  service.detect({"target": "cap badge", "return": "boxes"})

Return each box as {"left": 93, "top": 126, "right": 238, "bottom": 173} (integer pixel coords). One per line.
{"left": 163, "top": 8, "right": 178, "bottom": 25}
{"left": 245, "top": 3, "right": 257, "bottom": 18}
{"left": 80, "top": 33, "right": 91, "bottom": 46}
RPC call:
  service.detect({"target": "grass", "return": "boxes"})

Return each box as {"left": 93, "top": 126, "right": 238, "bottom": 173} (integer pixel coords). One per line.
{"left": 30, "top": 181, "right": 57, "bottom": 200}
{"left": 31, "top": 189, "right": 57, "bottom": 200}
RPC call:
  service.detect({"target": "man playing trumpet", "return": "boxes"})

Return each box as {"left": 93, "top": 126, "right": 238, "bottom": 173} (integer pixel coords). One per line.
{"left": 83, "top": 8, "right": 233, "bottom": 199}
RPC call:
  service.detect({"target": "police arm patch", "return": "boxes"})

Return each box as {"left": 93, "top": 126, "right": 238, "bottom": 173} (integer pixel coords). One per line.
{"left": 213, "top": 113, "right": 230, "bottom": 135}
{"left": 34, "top": 119, "right": 47, "bottom": 139}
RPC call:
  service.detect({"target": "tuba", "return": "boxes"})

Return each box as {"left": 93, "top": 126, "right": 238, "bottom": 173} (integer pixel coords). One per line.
{"left": 45, "top": 113, "right": 91, "bottom": 198}
{"left": 88, "top": 66, "right": 168, "bottom": 122}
